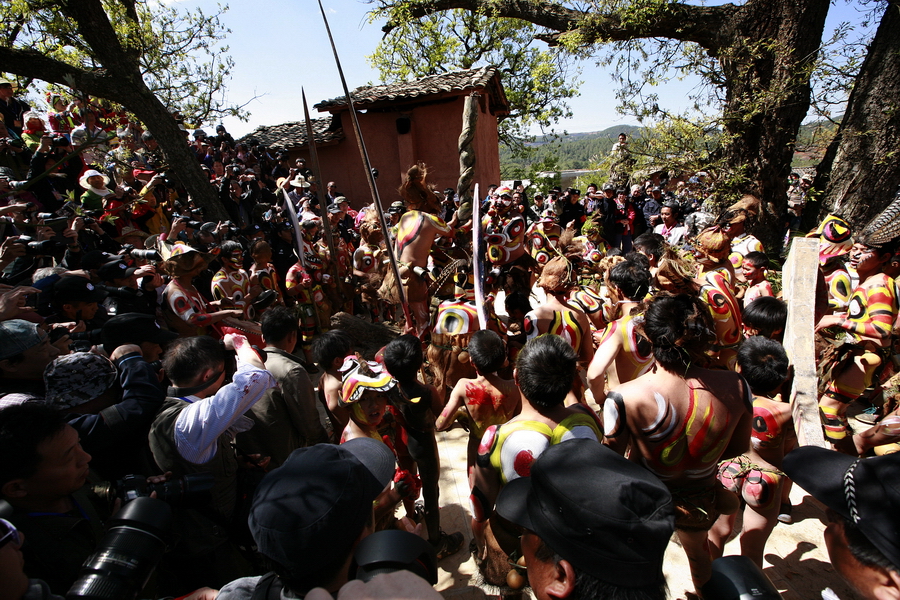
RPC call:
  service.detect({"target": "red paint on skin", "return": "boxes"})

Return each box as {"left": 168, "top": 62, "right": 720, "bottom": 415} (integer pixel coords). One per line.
{"left": 514, "top": 449, "right": 535, "bottom": 476}
{"left": 466, "top": 382, "right": 502, "bottom": 409}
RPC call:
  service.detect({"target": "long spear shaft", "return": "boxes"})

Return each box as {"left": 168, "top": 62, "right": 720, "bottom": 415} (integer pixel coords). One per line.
{"left": 302, "top": 87, "right": 344, "bottom": 304}
{"left": 316, "top": 0, "right": 412, "bottom": 330}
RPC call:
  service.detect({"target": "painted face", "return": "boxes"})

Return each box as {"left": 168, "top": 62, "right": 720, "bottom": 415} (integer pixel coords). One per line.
{"left": 225, "top": 249, "right": 243, "bottom": 268}
{"left": 849, "top": 243, "right": 885, "bottom": 275}
{"left": 742, "top": 261, "right": 764, "bottom": 283}
{"left": 353, "top": 392, "right": 387, "bottom": 427}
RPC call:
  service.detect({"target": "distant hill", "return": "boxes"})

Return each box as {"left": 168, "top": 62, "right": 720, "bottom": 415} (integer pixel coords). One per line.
{"left": 501, "top": 121, "right": 837, "bottom": 178}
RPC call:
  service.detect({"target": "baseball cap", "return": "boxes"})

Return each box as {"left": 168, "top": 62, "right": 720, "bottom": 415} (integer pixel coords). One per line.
{"left": 783, "top": 446, "right": 900, "bottom": 571}
{"left": 0, "top": 320, "right": 46, "bottom": 361}
{"left": 102, "top": 314, "right": 179, "bottom": 354}
{"left": 81, "top": 250, "right": 116, "bottom": 271}
{"left": 52, "top": 275, "right": 108, "bottom": 303}
{"left": 327, "top": 204, "right": 343, "bottom": 214}
{"left": 44, "top": 352, "right": 117, "bottom": 409}
{"left": 496, "top": 438, "right": 674, "bottom": 588}
{"left": 248, "top": 438, "right": 396, "bottom": 580}
{"left": 97, "top": 260, "right": 137, "bottom": 282}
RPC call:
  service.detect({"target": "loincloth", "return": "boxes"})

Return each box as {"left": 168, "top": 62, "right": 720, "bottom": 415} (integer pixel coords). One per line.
{"left": 670, "top": 483, "right": 737, "bottom": 532}
{"left": 817, "top": 335, "right": 892, "bottom": 399}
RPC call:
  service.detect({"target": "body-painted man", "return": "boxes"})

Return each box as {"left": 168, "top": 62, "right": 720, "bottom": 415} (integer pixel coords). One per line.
{"left": 711, "top": 336, "right": 794, "bottom": 568}
{"left": 604, "top": 294, "right": 752, "bottom": 594}
{"left": 211, "top": 240, "right": 261, "bottom": 319}
{"left": 285, "top": 219, "right": 331, "bottom": 361}
{"left": 483, "top": 186, "right": 534, "bottom": 296}
{"left": 379, "top": 164, "right": 454, "bottom": 335}
{"left": 816, "top": 240, "right": 898, "bottom": 454}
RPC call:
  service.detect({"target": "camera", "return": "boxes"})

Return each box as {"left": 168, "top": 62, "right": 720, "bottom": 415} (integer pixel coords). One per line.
{"left": 17, "top": 236, "right": 67, "bottom": 256}
{"left": 92, "top": 472, "right": 214, "bottom": 506}
{"left": 1, "top": 137, "right": 24, "bottom": 149}
{"left": 52, "top": 135, "right": 70, "bottom": 148}
{"left": 66, "top": 497, "right": 172, "bottom": 600}
{"left": 130, "top": 249, "right": 161, "bottom": 262}
{"left": 701, "top": 556, "right": 783, "bottom": 599}
{"left": 171, "top": 214, "right": 203, "bottom": 229}
{"left": 353, "top": 530, "right": 437, "bottom": 585}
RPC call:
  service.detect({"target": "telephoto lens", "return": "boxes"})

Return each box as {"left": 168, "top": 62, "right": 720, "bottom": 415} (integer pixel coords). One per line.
{"left": 66, "top": 497, "right": 173, "bottom": 600}
{"left": 701, "top": 556, "right": 783, "bottom": 600}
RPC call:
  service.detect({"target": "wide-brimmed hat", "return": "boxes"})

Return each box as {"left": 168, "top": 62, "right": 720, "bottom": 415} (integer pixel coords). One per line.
{"left": 102, "top": 313, "right": 179, "bottom": 354}
{"left": 497, "top": 438, "right": 674, "bottom": 588}
{"left": 78, "top": 169, "right": 110, "bottom": 190}
{"left": 807, "top": 214, "right": 852, "bottom": 265}
{"left": 290, "top": 175, "right": 311, "bottom": 189}
{"left": 160, "top": 242, "right": 214, "bottom": 276}
{"left": 249, "top": 438, "right": 395, "bottom": 579}
{"left": 339, "top": 356, "right": 396, "bottom": 407}
{"left": 783, "top": 447, "right": 900, "bottom": 571}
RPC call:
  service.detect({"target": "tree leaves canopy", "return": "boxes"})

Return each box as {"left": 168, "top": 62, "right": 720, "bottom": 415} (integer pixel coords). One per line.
{"left": 368, "top": 5, "right": 582, "bottom": 151}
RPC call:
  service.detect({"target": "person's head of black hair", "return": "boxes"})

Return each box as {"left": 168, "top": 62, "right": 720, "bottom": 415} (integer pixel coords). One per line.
{"left": 0, "top": 403, "right": 67, "bottom": 494}
{"left": 737, "top": 336, "right": 789, "bottom": 395}
{"left": 504, "top": 291, "right": 533, "bottom": 316}
{"left": 516, "top": 335, "right": 577, "bottom": 409}
{"left": 532, "top": 537, "right": 668, "bottom": 600}
{"left": 632, "top": 234, "right": 666, "bottom": 263}
{"left": 311, "top": 329, "right": 353, "bottom": 369}
{"left": 469, "top": 330, "right": 506, "bottom": 374}
{"left": 642, "top": 294, "right": 714, "bottom": 372}
{"left": 609, "top": 253, "right": 652, "bottom": 301}
{"left": 220, "top": 239, "right": 242, "bottom": 254}
{"left": 260, "top": 306, "right": 299, "bottom": 345}
{"left": 842, "top": 515, "right": 900, "bottom": 575}
{"left": 382, "top": 334, "right": 423, "bottom": 383}
{"left": 742, "top": 296, "right": 788, "bottom": 339}
{"left": 743, "top": 251, "right": 768, "bottom": 269}
{"left": 163, "top": 336, "right": 225, "bottom": 387}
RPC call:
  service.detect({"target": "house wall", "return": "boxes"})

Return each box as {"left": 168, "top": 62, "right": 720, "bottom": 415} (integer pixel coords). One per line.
{"left": 291, "top": 94, "right": 501, "bottom": 210}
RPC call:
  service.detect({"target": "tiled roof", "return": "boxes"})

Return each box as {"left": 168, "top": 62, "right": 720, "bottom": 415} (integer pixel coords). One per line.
{"left": 314, "top": 66, "right": 509, "bottom": 115}
{"left": 238, "top": 117, "right": 343, "bottom": 149}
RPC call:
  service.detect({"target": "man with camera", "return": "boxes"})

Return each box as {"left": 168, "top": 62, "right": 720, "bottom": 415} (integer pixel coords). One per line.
{"left": 0, "top": 404, "right": 102, "bottom": 594}
{"left": 0, "top": 78, "right": 30, "bottom": 137}
{"left": 148, "top": 333, "right": 275, "bottom": 592}
{"left": 96, "top": 258, "right": 157, "bottom": 316}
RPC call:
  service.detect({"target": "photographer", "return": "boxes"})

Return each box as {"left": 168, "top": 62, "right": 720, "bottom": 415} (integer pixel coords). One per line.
{"left": 0, "top": 404, "right": 102, "bottom": 594}
{"left": 97, "top": 258, "right": 157, "bottom": 316}
{"left": 44, "top": 347, "right": 166, "bottom": 480}
{"left": 148, "top": 334, "right": 275, "bottom": 592}
{"left": 0, "top": 120, "right": 31, "bottom": 181}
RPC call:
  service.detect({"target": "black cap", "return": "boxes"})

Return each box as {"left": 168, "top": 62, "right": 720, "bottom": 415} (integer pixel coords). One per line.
{"left": 81, "top": 250, "right": 115, "bottom": 271}
{"left": 97, "top": 260, "right": 137, "bottom": 282}
{"left": 496, "top": 438, "right": 674, "bottom": 587}
{"left": 327, "top": 204, "right": 343, "bottom": 214}
{"left": 783, "top": 447, "right": 900, "bottom": 571}
{"left": 249, "top": 439, "right": 395, "bottom": 579}
{"left": 52, "top": 276, "right": 108, "bottom": 303}
{"left": 101, "top": 314, "right": 179, "bottom": 354}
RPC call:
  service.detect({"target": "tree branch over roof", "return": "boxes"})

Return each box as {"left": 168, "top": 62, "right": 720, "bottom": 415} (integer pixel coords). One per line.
{"left": 380, "top": 0, "right": 737, "bottom": 51}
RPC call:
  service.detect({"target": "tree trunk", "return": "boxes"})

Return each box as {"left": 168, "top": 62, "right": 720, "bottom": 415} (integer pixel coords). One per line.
{"left": 121, "top": 84, "right": 230, "bottom": 221}
{"left": 714, "top": 0, "right": 830, "bottom": 251}
{"left": 381, "top": 0, "right": 831, "bottom": 253}
{"left": 813, "top": 0, "right": 900, "bottom": 231}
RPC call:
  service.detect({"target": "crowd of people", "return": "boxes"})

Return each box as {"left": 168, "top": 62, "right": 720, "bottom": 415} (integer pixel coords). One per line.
{"left": 1, "top": 81, "right": 900, "bottom": 600}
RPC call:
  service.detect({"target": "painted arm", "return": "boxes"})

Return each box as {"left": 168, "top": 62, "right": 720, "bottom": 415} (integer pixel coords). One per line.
{"left": 436, "top": 381, "right": 466, "bottom": 432}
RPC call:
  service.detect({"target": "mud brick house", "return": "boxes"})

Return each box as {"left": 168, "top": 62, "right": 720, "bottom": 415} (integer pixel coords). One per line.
{"left": 242, "top": 66, "right": 509, "bottom": 209}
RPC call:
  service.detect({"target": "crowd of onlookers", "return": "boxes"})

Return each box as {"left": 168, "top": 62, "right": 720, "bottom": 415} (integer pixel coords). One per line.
{"left": 1, "top": 77, "right": 899, "bottom": 600}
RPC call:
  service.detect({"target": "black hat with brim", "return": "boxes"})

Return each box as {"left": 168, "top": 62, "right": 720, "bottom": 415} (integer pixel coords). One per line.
{"left": 496, "top": 438, "right": 674, "bottom": 588}
{"left": 783, "top": 446, "right": 900, "bottom": 571}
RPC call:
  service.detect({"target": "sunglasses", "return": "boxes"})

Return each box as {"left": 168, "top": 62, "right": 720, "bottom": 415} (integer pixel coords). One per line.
{"left": 0, "top": 518, "right": 22, "bottom": 548}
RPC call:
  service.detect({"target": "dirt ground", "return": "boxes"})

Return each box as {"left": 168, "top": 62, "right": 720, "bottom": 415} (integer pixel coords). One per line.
{"left": 429, "top": 423, "right": 863, "bottom": 600}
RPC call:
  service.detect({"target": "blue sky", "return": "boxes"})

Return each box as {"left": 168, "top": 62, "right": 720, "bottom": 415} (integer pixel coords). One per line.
{"left": 173, "top": 0, "right": 873, "bottom": 138}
